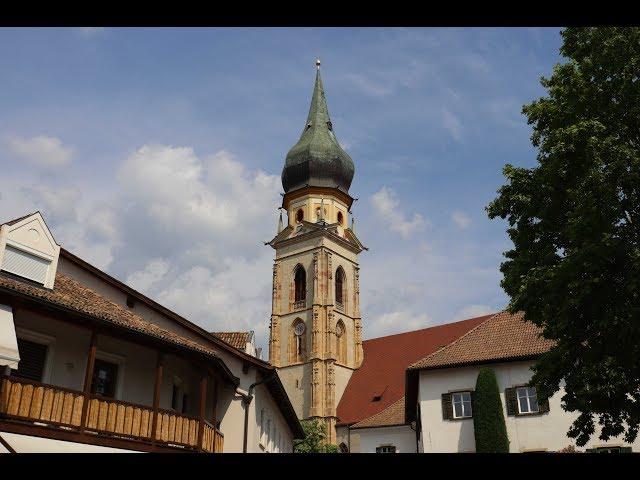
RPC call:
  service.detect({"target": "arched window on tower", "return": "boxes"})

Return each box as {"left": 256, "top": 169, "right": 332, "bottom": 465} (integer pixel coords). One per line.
{"left": 290, "top": 318, "right": 306, "bottom": 363}
{"left": 336, "top": 320, "right": 347, "bottom": 364}
{"left": 335, "top": 266, "right": 345, "bottom": 310}
{"left": 294, "top": 265, "right": 306, "bottom": 307}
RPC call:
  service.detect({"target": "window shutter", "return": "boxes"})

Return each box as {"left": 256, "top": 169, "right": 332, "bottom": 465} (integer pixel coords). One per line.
{"left": 12, "top": 338, "right": 48, "bottom": 382}
{"left": 441, "top": 393, "right": 453, "bottom": 420}
{"left": 538, "top": 395, "right": 550, "bottom": 414}
{"left": 505, "top": 387, "right": 517, "bottom": 416}
{"left": 470, "top": 390, "right": 476, "bottom": 417}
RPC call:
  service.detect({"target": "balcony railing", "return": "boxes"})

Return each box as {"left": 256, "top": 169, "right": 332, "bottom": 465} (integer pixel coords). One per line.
{"left": 0, "top": 375, "right": 223, "bottom": 452}
{"left": 293, "top": 300, "right": 306, "bottom": 310}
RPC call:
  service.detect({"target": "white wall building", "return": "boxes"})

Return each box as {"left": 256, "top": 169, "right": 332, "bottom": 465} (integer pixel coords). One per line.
{"left": 405, "top": 311, "right": 638, "bottom": 453}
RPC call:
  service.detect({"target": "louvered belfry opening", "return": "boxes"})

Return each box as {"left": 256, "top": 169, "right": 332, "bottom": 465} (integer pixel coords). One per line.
{"left": 294, "top": 265, "right": 306, "bottom": 302}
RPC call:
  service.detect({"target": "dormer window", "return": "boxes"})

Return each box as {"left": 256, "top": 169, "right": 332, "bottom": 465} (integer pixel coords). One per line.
{"left": 0, "top": 212, "right": 60, "bottom": 289}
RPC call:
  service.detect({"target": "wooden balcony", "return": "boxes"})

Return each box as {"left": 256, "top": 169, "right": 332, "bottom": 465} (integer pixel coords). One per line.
{"left": 0, "top": 375, "right": 223, "bottom": 453}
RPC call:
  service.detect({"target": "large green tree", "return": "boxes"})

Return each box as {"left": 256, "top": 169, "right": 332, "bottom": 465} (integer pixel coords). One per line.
{"left": 293, "top": 419, "right": 339, "bottom": 453}
{"left": 487, "top": 27, "right": 640, "bottom": 446}
{"left": 473, "top": 368, "right": 510, "bottom": 452}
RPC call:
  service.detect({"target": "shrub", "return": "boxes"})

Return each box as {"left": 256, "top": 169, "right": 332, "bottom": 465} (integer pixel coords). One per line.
{"left": 473, "top": 368, "right": 509, "bottom": 452}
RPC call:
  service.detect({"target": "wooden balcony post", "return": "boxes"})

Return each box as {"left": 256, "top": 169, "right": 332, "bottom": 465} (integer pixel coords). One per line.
{"left": 211, "top": 378, "right": 218, "bottom": 452}
{"left": 197, "top": 372, "right": 208, "bottom": 452}
{"left": 80, "top": 330, "right": 98, "bottom": 432}
{"left": 150, "top": 352, "right": 164, "bottom": 442}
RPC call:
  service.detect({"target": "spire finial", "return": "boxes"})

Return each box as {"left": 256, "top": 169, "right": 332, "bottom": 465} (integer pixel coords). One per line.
{"left": 316, "top": 58, "right": 321, "bottom": 70}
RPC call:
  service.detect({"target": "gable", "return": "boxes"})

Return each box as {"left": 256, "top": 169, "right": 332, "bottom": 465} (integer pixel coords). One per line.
{"left": 0, "top": 212, "right": 60, "bottom": 288}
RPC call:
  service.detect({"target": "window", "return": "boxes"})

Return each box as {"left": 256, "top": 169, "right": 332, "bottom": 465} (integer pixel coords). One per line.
{"left": 335, "top": 267, "right": 344, "bottom": 307}
{"left": 376, "top": 445, "right": 396, "bottom": 453}
{"left": 91, "top": 358, "right": 119, "bottom": 398}
{"left": 452, "top": 391, "right": 473, "bottom": 418}
{"left": 337, "top": 211, "right": 344, "bottom": 225}
{"left": 294, "top": 265, "right": 306, "bottom": 302}
{"left": 339, "top": 442, "right": 349, "bottom": 453}
{"left": 335, "top": 320, "right": 347, "bottom": 364}
{"left": 11, "top": 338, "right": 48, "bottom": 382}
{"left": 182, "top": 393, "right": 189, "bottom": 414}
{"left": 517, "top": 386, "right": 539, "bottom": 414}
{"left": 290, "top": 319, "right": 306, "bottom": 363}
{"left": 587, "top": 446, "right": 633, "bottom": 453}
{"left": 295, "top": 209, "right": 304, "bottom": 223}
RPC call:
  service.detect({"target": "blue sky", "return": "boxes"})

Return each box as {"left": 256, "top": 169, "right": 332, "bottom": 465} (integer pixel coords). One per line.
{"left": 0, "top": 27, "right": 563, "bottom": 352}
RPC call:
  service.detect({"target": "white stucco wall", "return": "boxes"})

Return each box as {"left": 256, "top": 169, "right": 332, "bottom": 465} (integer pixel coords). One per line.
{"left": 349, "top": 425, "right": 416, "bottom": 453}
{"left": 0, "top": 432, "right": 138, "bottom": 453}
{"left": 418, "top": 361, "right": 640, "bottom": 452}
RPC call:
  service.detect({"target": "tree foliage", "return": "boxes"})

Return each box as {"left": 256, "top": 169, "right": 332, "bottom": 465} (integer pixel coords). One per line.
{"left": 293, "top": 419, "right": 340, "bottom": 453}
{"left": 487, "top": 27, "right": 640, "bottom": 445}
{"left": 473, "top": 368, "right": 510, "bottom": 452}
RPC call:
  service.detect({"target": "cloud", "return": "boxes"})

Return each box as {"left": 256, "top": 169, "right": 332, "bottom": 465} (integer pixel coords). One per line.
{"left": 452, "top": 304, "right": 495, "bottom": 321}
{"left": 21, "top": 185, "right": 81, "bottom": 224}
{"left": 370, "top": 186, "right": 426, "bottom": 239}
{"left": 7, "top": 135, "right": 74, "bottom": 167}
{"left": 367, "top": 310, "right": 432, "bottom": 338}
{"left": 451, "top": 210, "right": 471, "bottom": 229}
{"left": 441, "top": 108, "right": 463, "bottom": 142}
{"left": 126, "top": 259, "right": 170, "bottom": 293}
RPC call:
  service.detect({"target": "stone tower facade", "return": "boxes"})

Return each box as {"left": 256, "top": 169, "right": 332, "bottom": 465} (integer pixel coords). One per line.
{"left": 267, "top": 62, "right": 366, "bottom": 443}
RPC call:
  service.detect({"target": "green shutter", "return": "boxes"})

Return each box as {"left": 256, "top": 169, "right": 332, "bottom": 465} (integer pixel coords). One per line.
{"left": 442, "top": 393, "right": 453, "bottom": 420}
{"left": 538, "top": 394, "right": 550, "bottom": 414}
{"left": 505, "top": 388, "right": 517, "bottom": 416}
{"left": 470, "top": 390, "right": 476, "bottom": 418}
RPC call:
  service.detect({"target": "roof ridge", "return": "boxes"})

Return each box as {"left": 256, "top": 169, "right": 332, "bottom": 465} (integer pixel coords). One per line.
{"left": 364, "top": 313, "right": 497, "bottom": 344}
{"left": 407, "top": 311, "right": 504, "bottom": 370}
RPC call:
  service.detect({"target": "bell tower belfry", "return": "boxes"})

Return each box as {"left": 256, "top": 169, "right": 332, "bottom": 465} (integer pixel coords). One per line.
{"left": 267, "top": 60, "right": 366, "bottom": 443}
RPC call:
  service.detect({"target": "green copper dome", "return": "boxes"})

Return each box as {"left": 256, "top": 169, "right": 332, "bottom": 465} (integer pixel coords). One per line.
{"left": 282, "top": 67, "right": 355, "bottom": 194}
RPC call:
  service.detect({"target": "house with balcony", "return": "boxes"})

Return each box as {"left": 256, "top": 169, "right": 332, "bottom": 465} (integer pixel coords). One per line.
{"left": 0, "top": 212, "right": 303, "bottom": 453}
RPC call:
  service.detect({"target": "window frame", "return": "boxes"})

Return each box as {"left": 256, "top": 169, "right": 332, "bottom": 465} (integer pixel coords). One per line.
{"left": 451, "top": 390, "right": 473, "bottom": 419}
{"left": 516, "top": 385, "right": 540, "bottom": 415}
{"left": 376, "top": 445, "right": 397, "bottom": 453}
{"left": 14, "top": 327, "right": 55, "bottom": 384}
{"left": 93, "top": 350, "right": 126, "bottom": 400}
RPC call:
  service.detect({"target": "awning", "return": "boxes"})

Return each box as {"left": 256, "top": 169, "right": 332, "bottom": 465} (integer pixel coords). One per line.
{"left": 0, "top": 304, "right": 19, "bottom": 369}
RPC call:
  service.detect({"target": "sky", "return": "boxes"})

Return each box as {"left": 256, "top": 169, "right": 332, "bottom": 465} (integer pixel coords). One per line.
{"left": 0, "top": 27, "right": 563, "bottom": 354}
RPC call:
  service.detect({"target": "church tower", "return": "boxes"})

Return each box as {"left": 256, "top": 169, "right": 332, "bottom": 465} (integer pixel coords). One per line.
{"left": 267, "top": 61, "right": 366, "bottom": 443}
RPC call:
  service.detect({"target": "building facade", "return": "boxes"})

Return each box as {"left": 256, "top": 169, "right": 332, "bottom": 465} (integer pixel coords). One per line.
{"left": 267, "top": 62, "right": 366, "bottom": 443}
{"left": 405, "top": 311, "right": 639, "bottom": 453}
{"left": 0, "top": 212, "right": 303, "bottom": 453}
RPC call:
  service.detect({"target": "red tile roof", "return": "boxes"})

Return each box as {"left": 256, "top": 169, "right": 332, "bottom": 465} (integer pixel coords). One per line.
{"left": 212, "top": 331, "right": 251, "bottom": 350}
{"left": 336, "top": 314, "right": 491, "bottom": 426}
{"left": 408, "top": 311, "right": 555, "bottom": 370}
{"left": 351, "top": 396, "right": 406, "bottom": 429}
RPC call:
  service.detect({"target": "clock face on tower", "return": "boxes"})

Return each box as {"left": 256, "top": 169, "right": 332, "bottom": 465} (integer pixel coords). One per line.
{"left": 294, "top": 322, "right": 306, "bottom": 336}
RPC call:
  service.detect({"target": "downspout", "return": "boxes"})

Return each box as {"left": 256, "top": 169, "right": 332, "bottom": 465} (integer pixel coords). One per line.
{"left": 241, "top": 372, "right": 277, "bottom": 453}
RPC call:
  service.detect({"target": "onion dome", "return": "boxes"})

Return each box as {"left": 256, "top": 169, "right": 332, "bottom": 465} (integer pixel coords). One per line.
{"left": 282, "top": 61, "right": 355, "bottom": 194}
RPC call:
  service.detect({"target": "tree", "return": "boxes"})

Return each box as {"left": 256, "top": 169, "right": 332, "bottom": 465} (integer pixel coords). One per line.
{"left": 473, "top": 368, "right": 509, "bottom": 452}
{"left": 293, "top": 419, "right": 340, "bottom": 453}
{"left": 487, "top": 27, "right": 640, "bottom": 446}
